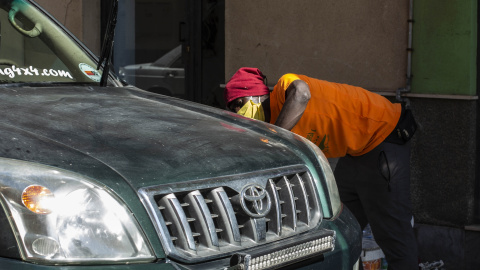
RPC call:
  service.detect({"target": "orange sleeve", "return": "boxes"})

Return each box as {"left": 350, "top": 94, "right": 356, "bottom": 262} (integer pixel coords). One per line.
{"left": 269, "top": 74, "right": 303, "bottom": 124}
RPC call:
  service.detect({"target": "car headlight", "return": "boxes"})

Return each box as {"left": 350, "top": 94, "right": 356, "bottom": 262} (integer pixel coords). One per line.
{"left": 297, "top": 136, "right": 342, "bottom": 219}
{"left": 0, "top": 158, "right": 155, "bottom": 264}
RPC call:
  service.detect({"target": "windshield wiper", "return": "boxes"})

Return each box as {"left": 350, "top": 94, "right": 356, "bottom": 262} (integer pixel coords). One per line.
{"left": 97, "top": 0, "right": 118, "bottom": 87}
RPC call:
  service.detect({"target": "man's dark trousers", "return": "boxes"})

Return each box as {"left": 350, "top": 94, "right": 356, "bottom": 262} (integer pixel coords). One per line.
{"left": 334, "top": 141, "right": 418, "bottom": 270}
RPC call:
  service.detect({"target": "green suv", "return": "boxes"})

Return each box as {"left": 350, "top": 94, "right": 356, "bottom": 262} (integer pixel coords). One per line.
{"left": 0, "top": 0, "right": 361, "bottom": 269}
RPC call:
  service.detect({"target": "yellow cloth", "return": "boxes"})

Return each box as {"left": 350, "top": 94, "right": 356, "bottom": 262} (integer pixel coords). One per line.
{"left": 237, "top": 99, "right": 265, "bottom": 121}
{"left": 269, "top": 74, "right": 401, "bottom": 158}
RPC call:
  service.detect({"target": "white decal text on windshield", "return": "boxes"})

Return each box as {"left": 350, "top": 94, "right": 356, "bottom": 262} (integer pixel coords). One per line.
{"left": 0, "top": 65, "right": 73, "bottom": 80}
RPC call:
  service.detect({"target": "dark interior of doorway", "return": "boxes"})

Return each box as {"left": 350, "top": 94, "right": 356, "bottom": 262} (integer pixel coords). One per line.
{"left": 101, "top": 0, "right": 225, "bottom": 108}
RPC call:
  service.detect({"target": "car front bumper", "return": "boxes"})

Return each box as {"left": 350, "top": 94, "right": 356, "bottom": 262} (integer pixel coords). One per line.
{"left": 0, "top": 204, "right": 361, "bottom": 270}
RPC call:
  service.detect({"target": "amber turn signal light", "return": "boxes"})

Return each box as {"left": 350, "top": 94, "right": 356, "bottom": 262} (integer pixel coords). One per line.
{"left": 22, "top": 185, "right": 55, "bottom": 214}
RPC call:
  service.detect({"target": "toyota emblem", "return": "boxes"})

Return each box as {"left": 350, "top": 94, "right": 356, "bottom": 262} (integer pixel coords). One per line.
{"left": 240, "top": 184, "right": 271, "bottom": 218}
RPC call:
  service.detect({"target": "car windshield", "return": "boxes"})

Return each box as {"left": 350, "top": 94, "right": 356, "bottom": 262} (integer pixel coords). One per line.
{"left": 0, "top": 0, "right": 113, "bottom": 85}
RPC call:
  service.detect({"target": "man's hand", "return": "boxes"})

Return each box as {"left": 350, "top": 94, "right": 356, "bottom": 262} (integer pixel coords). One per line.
{"left": 274, "top": 80, "right": 311, "bottom": 130}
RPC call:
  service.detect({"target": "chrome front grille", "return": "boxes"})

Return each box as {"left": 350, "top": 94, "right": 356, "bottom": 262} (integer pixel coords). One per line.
{"left": 139, "top": 166, "right": 322, "bottom": 263}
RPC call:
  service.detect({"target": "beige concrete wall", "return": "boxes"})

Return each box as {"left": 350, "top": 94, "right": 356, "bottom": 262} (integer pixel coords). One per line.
{"left": 225, "top": 0, "right": 409, "bottom": 92}
{"left": 36, "top": 0, "right": 101, "bottom": 55}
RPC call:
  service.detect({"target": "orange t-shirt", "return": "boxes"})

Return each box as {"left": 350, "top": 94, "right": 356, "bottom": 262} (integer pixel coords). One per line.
{"left": 270, "top": 74, "right": 401, "bottom": 158}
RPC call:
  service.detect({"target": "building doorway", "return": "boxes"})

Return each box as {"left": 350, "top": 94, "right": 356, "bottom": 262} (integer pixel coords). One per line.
{"left": 104, "top": 0, "right": 225, "bottom": 107}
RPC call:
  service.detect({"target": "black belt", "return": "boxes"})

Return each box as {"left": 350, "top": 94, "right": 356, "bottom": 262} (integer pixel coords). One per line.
{"left": 384, "top": 104, "right": 417, "bottom": 145}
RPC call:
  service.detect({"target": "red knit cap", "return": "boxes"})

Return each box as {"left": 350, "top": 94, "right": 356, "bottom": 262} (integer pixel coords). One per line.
{"left": 224, "top": 67, "right": 269, "bottom": 105}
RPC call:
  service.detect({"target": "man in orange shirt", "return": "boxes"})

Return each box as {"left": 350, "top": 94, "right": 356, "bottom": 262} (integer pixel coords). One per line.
{"left": 225, "top": 67, "right": 418, "bottom": 269}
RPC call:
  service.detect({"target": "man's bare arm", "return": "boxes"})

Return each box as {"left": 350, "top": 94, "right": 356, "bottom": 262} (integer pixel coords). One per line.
{"left": 274, "top": 80, "right": 311, "bottom": 131}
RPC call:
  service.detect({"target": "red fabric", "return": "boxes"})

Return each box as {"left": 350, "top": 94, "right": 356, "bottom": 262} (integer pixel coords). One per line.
{"left": 224, "top": 67, "right": 270, "bottom": 105}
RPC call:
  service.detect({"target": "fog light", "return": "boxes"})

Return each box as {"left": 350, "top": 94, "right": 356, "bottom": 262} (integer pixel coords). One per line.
{"left": 32, "top": 237, "right": 59, "bottom": 257}
{"left": 230, "top": 230, "right": 335, "bottom": 270}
